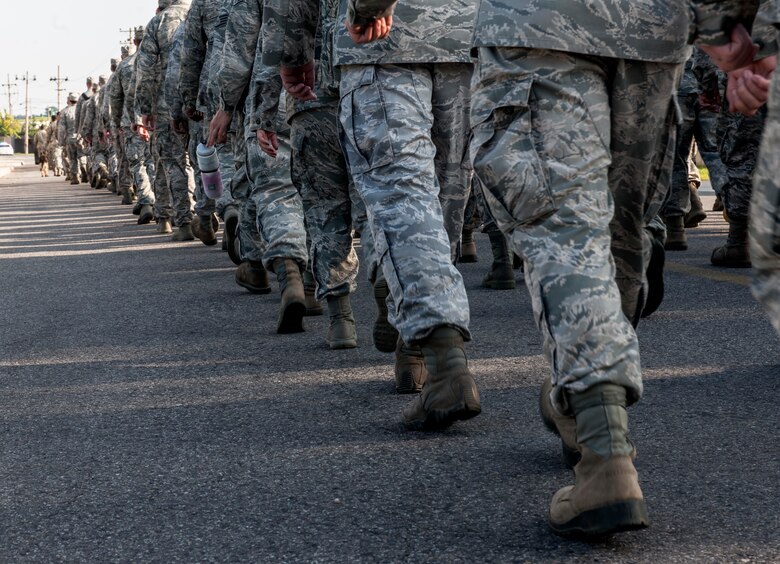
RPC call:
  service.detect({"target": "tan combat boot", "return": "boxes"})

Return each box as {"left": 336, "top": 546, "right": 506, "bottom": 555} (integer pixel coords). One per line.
{"left": 711, "top": 217, "right": 751, "bottom": 268}
{"left": 373, "top": 277, "right": 399, "bottom": 353}
{"left": 482, "top": 231, "right": 515, "bottom": 290}
{"left": 156, "top": 218, "right": 173, "bottom": 234}
{"left": 223, "top": 206, "right": 241, "bottom": 266}
{"left": 549, "top": 384, "right": 649, "bottom": 538}
{"left": 538, "top": 376, "right": 580, "bottom": 468}
{"left": 138, "top": 204, "right": 154, "bottom": 225}
{"left": 401, "top": 328, "right": 481, "bottom": 430}
{"left": 235, "top": 261, "right": 271, "bottom": 294}
{"left": 395, "top": 338, "right": 427, "bottom": 394}
{"left": 191, "top": 214, "right": 219, "bottom": 246}
{"left": 684, "top": 183, "right": 707, "bottom": 228}
{"left": 663, "top": 215, "right": 687, "bottom": 251}
{"left": 172, "top": 223, "right": 195, "bottom": 242}
{"left": 460, "top": 228, "right": 478, "bottom": 263}
{"left": 326, "top": 295, "right": 357, "bottom": 349}
{"left": 272, "top": 258, "right": 306, "bottom": 334}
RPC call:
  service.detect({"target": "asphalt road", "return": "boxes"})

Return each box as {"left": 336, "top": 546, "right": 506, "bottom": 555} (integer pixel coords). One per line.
{"left": 1, "top": 166, "right": 778, "bottom": 562}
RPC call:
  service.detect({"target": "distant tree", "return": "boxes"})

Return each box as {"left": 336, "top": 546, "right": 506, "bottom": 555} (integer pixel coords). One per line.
{"left": 0, "top": 113, "right": 21, "bottom": 138}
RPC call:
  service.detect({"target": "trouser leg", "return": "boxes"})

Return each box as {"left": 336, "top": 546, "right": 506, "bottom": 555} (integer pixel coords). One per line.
{"left": 339, "top": 64, "right": 470, "bottom": 343}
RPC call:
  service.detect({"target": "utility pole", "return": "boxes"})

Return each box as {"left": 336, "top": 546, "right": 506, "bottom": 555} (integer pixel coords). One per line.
{"left": 50, "top": 66, "right": 69, "bottom": 109}
{"left": 1, "top": 75, "right": 15, "bottom": 115}
{"left": 16, "top": 73, "right": 36, "bottom": 155}
{"left": 119, "top": 27, "right": 134, "bottom": 47}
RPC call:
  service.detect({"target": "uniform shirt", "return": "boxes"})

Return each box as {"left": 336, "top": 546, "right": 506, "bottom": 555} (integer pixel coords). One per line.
{"left": 179, "top": 0, "right": 227, "bottom": 115}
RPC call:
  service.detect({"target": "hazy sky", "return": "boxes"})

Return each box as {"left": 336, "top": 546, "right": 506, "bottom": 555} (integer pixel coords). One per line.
{"left": 1, "top": 1, "right": 159, "bottom": 115}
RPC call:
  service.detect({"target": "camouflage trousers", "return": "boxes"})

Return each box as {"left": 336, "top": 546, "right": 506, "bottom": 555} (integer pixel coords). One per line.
{"left": 719, "top": 106, "right": 767, "bottom": 222}
{"left": 290, "top": 106, "right": 359, "bottom": 300}
{"left": 150, "top": 125, "right": 195, "bottom": 226}
{"left": 244, "top": 135, "right": 307, "bottom": 271}
{"left": 339, "top": 63, "right": 471, "bottom": 343}
{"left": 663, "top": 93, "right": 728, "bottom": 217}
{"left": 48, "top": 146, "right": 63, "bottom": 173}
{"left": 191, "top": 119, "right": 239, "bottom": 220}
{"left": 65, "top": 140, "right": 80, "bottom": 180}
{"left": 90, "top": 144, "right": 109, "bottom": 177}
{"left": 124, "top": 129, "right": 156, "bottom": 206}
{"left": 750, "top": 67, "right": 780, "bottom": 337}
{"left": 115, "top": 133, "right": 133, "bottom": 194}
{"left": 471, "top": 48, "right": 681, "bottom": 410}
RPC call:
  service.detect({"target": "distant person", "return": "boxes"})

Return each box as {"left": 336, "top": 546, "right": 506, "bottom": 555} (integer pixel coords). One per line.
{"left": 34, "top": 125, "right": 48, "bottom": 177}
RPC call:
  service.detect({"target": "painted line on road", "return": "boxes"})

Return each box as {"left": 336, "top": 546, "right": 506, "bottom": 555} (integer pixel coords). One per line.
{"left": 666, "top": 262, "right": 751, "bottom": 287}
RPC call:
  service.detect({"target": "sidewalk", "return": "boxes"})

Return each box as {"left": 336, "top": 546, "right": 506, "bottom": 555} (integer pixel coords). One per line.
{"left": 0, "top": 155, "right": 35, "bottom": 178}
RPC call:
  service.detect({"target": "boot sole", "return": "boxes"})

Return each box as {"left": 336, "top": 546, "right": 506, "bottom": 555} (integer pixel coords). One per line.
{"left": 684, "top": 212, "right": 707, "bottom": 228}
{"left": 549, "top": 500, "right": 650, "bottom": 538}
{"left": 395, "top": 374, "right": 423, "bottom": 395}
{"left": 329, "top": 338, "right": 357, "bottom": 350}
{"left": 278, "top": 301, "right": 306, "bottom": 334}
{"left": 236, "top": 279, "right": 272, "bottom": 295}
{"left": 711, "top": 261, "right": 752, "bottom": 268}
{"left": 138, "top": 212, "right": 154, "bottom": 225}
{"left": 664, "top": 242, "right": 688, "bottom": 251}
{"left": 459, "top": 255, "right": 478, "bottom": 263}
{"left": 305, "top": 306, "right": 324, "bottom": 317}
{"left": 482, "top": 279, "right": 516, "bottom": 290}
{"left": 403, "top": 382, "right": 482, "bottom": 431}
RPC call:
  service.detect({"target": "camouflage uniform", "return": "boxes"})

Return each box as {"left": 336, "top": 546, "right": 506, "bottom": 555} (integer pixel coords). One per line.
{"left": 111, "top": 47, "right": 156, "bottom": 208}
{"left": 135, "top": 0, "right": 196, "bottom": 227}
{"left": 46, "top": 118, "right": 62, "bottom": 174}
{"left": 718, "top": 93, "right": 767, "bottom": 222}
{"left": 75, "top": 85, "right": 94, "bottom": 179}
{"left": 57, "top": 103, "right": 80, "bottom": 180}
{"left": 663, "top": 49, "right": 729, "bottom": 218}
{"left": 218, "top": 0, "right": 307, "bottom": 269}
{"left": 468, "top": 1, "right": 764, "bottom": 412}
{"left": 283, "top": 0, "right": 362, "bottom": 300}
{"left": 179, "top": 0, "right": 238, "bottom": 221}
{"left": 82, "top": 80, "right": 110, "bottom": 182}
{"left": 272, "top": 0, "right": 474, "bottom": 342}
{"left": 750, "top": 3, "right": 780, "bottom": 336}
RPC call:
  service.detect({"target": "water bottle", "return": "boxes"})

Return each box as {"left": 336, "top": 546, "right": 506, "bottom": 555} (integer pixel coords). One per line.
{"left": 196, "top": 143, "right": 223, "bottom": 199}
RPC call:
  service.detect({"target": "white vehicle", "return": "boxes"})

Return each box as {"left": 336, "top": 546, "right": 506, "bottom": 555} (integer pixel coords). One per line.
{"left": 0, "top": 142, "right": 13, "bottom": 156}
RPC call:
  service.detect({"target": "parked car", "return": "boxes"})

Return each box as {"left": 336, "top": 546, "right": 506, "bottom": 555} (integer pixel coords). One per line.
{"left": 0, "top": 142, "right": 13, "bottom": 156}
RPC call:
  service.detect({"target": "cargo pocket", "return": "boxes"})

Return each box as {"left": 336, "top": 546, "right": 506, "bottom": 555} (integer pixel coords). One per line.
{"left": 470, "top": 79, "right": 556, "bottom": 232}
{"left": 338, "top": 67, "right": 395, "bottom": 174}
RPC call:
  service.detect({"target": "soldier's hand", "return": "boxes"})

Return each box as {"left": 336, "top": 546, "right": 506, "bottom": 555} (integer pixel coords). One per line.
{"left": 699, "top": 24, "right": 758, "bottom": 72}
{"left": 137, "top": 125, "right": 150, "bottom": 143}
{"left": 258, "top": 130, "right": 278, "bottom": 158}
{"left": 207, "top": 109, "right": 231, "bottom": 146}
{"left": 142, "top": 115, "right": 156, "bottom": 132}
{"left": 281, "top": 62, "right": 317, "bottom": 102}
{"left": 726, "top": 56, "right": 776, "bottom": 116}
{"left": 346, "top": 16, "right": 392, "bottom": 45}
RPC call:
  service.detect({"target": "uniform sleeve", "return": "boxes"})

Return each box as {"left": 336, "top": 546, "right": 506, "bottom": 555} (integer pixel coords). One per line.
{"left": 250, "top": 60, "right": 284, "bottom": 132}
{"left": 109, "top": 66, "right": 125, "bottom": 130}
{"left": 217, "top": 0, "right": 263, "bottom": 113}
{"left": 125, "top": 58, "right": 142, "bottom": 126}
{"left": 179, "top": 0, "right": 207, "bottom": 114}
{"left": 753, "top": 0, "right": 780, "bottom": 57}
{"left": 165, "top": 30, "right": 186, "bottom": 121}
{"left": 262, "top": 0, "right": 318, "bottom": 68}
{"left": 347, "top": 0, "right": 397, "bottom": 26}
{"left": 691, "top": 0, "right": 760, "bottom": 46}
{"left": 80, "top": 99, "right": 95, "bottom": 139}
{"left": 134, "top": 16, "right": 163, "bottom": 117}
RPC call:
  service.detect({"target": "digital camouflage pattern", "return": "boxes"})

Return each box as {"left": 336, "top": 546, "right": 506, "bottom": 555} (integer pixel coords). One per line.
{"left": 718, "top": 101, "right": 767, "bottom": 222}
{"left": 57, "top": 104, "right": 80, "bottom": 180}
{"left": 216, "top": 0, "right": 263, "bottom": 114}
{"left": 751, "top": 60, "right": 780, "bottom": 336}
{"left": 290, "top": 107, "right": 359, "bottom": 300}
{"left": 134, "top": 0, "right": 192, "bottom": 123}
{"left": 179, "top": 0, "right": 226, "bottom": 116}
{"left": 339, "top": 64, "right": 471, "bottom": 343}
{"left": 470, "top": 47, "right": 682, "bottom": 411}
{"left": 269, "top": 0, "right": 473, "bottom": 69}
{"left": 473, "top": 0, "right": 756, "bottom": 63}
{"left": 137, "top": 3, "right": 196, "bottom": 225}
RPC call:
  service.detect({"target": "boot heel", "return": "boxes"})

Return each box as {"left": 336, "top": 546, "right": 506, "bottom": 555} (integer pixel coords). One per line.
{"left": 550, "top": 499, "right": 650, "bottom": 538}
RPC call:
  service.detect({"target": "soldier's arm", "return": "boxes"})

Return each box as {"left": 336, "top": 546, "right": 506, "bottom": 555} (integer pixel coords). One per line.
{"left": 166, "top": 30, "right": 187, "bottom": 125}
{"left": 691, "top": 0, "right": 760, "bottom": 45}
{"left": 250, "top": 58, "right": 284, "bottom": 134}
{"left": 109, "top": 69, "right": 124, "bottom": 130}
{"left": 179, "top": 0, "right": 207, "bottom": 115}
{"left": 134, "top": 17, "right": 162, "bottom": 118}
{"left": 261, "top": 0, "right": 318, "bottom": 68}
{"left": 217, "top": 0, "right": 263, "bottom": 114}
